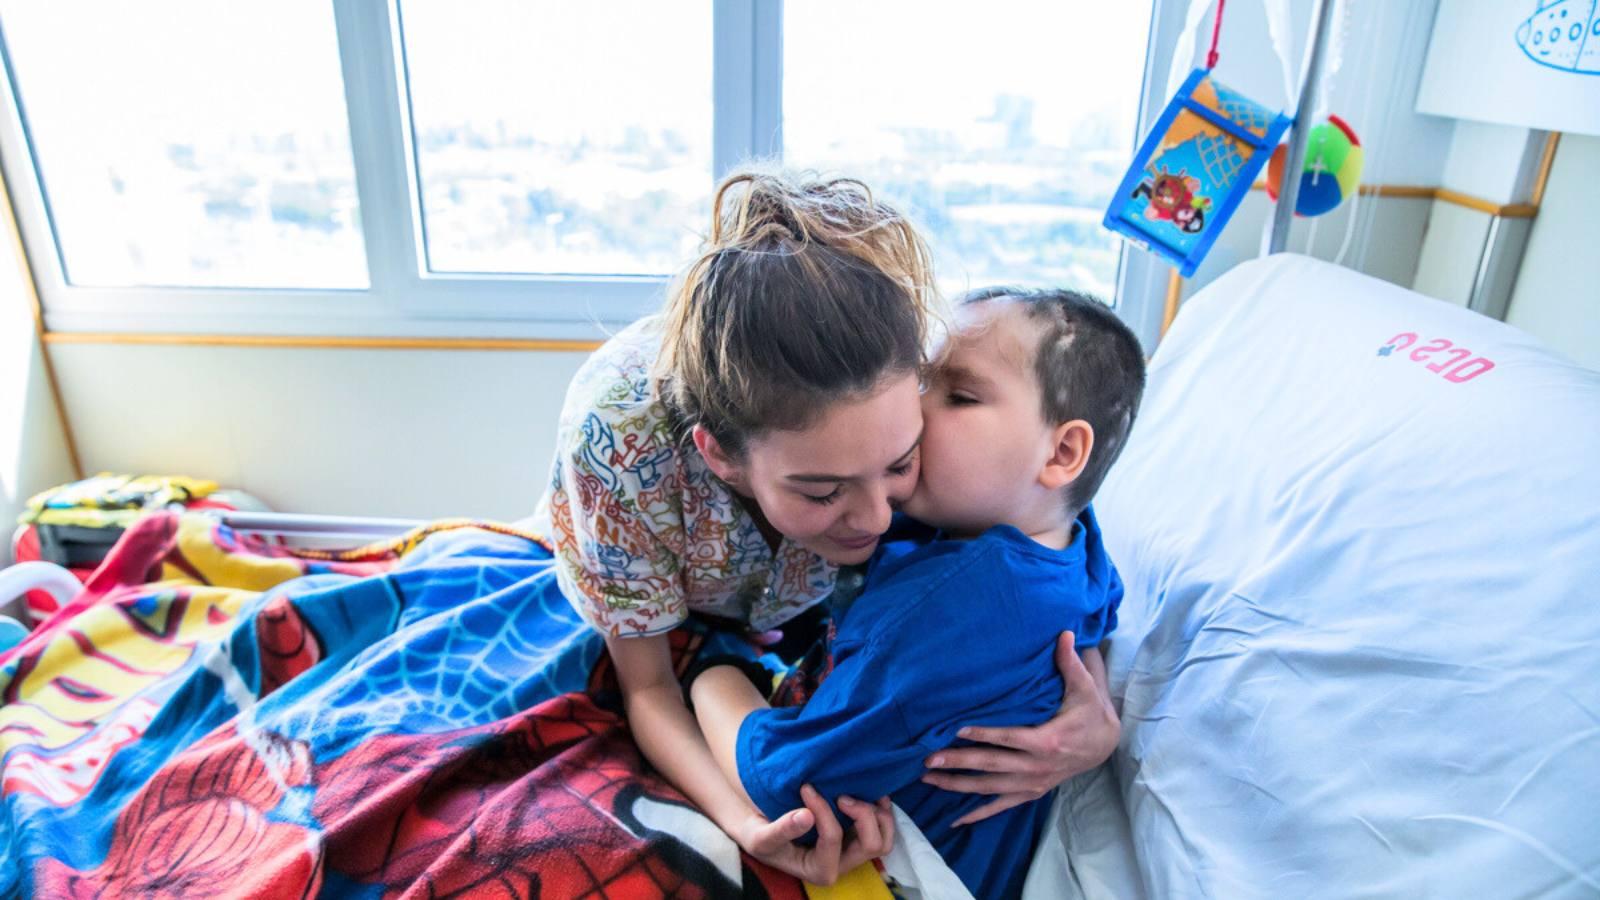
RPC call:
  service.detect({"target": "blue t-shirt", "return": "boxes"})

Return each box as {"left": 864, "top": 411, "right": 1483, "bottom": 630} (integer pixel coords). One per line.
{"left": 736, "top": 508, "right": 1123, "bottom": 900}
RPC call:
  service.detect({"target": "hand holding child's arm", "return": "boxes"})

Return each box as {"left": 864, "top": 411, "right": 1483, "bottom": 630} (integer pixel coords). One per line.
{"left": 734, "top": 786, "right": 897, "bottom": 886}
{"left": 922, "top": 631, "right": 1119, "bottom": 825}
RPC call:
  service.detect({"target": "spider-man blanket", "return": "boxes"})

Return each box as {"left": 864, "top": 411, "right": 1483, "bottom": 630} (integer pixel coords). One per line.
{"left": 0, "top": 513, "right": 908, "bottom": 898}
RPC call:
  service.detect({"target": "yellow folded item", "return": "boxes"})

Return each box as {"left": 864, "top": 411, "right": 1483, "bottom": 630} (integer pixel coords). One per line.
{"left": 19, "top": 473, "right": 218, "bottom": 528}
{"left": 804, "top": 861, "right": 896, "bottom": 899}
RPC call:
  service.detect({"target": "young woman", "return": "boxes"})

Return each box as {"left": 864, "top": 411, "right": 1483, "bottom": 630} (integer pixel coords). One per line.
{"left": 531, "top": 168, "right": 1120, "bottom": 883}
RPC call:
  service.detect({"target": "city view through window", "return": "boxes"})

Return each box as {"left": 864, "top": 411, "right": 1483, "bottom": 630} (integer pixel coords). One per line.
{"left": 1, "top": 1, "right": 1151, "bottom": 301}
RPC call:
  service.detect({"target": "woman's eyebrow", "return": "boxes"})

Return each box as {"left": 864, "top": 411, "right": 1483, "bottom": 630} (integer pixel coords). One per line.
{"left": 786, "top": 429, "right": 924, "bottom": 483}
{"left": 889, "top": 434, "right": 922, "bottom": 467}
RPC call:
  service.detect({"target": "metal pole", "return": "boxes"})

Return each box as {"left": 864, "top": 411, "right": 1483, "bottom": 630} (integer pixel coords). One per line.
{"left": 218, "top": 511, "right": 425, "bottom": 538}
{"left": 1268, "top": 0, "right": 1338, "bottom": 254}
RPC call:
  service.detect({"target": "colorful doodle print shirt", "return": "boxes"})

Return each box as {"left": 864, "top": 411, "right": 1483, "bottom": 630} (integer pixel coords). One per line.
{"left": 530, "top": 316, "right": 838, "bottom": 638}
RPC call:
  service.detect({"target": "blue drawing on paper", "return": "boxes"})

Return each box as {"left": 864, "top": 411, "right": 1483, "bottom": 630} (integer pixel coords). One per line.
{"left": 1515, "top": 0, "right": 1600, "bottom": 74}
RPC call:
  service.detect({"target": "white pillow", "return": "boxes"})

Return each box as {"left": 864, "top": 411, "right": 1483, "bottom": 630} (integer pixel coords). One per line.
{"left": 1082, "top": 254, "right": 1600, "bottom": 898}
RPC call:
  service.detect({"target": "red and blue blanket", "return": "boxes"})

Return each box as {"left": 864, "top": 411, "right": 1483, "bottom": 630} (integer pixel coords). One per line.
{"left": 0, "top": 513, "right": 904, "bottom": 898}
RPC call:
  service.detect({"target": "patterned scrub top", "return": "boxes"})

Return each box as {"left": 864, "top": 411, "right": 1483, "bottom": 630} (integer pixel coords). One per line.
{"left": 529, "top": 315, "right": 838, "bottom": 638}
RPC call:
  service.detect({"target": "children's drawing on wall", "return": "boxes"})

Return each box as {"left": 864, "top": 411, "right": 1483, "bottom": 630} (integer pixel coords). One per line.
{"left": 1419, "top": 0, "right": 1600, "bottom": 135}
{"left": 1515, "top": 0, "right": 1600, "bottom": 74}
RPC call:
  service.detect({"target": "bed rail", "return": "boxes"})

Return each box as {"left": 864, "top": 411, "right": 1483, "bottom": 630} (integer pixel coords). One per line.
{"left": 0, "top": 561, "right": 80, "bottom": 620}
{"left": 217, "top": 511, "right": 425, "bottom": 541}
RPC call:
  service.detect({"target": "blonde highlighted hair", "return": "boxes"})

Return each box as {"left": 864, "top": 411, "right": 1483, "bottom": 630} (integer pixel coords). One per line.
{"left": 656, "top": 167, "right": 939, "bottom": 455}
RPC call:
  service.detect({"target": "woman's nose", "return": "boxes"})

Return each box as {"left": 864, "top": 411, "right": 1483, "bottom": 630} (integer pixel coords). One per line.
{"left": 847, "top": 485, "right": 895, "bottom": 535}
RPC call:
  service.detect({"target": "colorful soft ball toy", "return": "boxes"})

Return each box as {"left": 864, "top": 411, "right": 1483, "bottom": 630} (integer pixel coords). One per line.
{"left": 1266, "top": 114, "right": 1363, "bottom": 217}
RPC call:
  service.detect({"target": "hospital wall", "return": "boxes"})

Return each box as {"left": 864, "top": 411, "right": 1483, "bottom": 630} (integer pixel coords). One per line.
{"left": 44, "top": 343, "right": 585, "bottom": 522}
{"left": 0, "top": 209, "right": 74, "bottom": 562}
{"left": 1503, "top": 134, "right": 1600, "bottom": 371}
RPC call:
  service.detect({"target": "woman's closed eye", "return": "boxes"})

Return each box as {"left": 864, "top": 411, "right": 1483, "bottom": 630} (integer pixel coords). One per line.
{"left": 946, "top": 390, "right": 979, "bottom": 406}
{"left": 802, "top": 455, "right": 915, "bottom": 504}
{"left": 887, "top": 447, "right": 918, "bottom": 478}
{"left": 803, "top": 485, "right": 845, "bottom": 505}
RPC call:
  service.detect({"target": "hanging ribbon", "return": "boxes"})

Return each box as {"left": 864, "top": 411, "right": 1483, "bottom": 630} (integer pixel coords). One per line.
{"left": 1206, "top": 0, "right": 1227, "bottom": 68}
{"left": 1167, "top": 0, "right": 1299, "bottom": 110}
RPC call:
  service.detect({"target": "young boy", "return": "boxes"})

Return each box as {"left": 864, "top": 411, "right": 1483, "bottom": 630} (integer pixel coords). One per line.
{"left": 689, "top": 287, "right": 1147, "bottom": 899}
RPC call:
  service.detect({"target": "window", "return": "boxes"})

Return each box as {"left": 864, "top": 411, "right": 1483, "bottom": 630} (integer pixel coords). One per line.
{"left": 0, "top": 0, "right": 366, "bottom": 289}
{"left": 398, "top": 0, "right": 712, "bottom": 277}
{"left": 0, "top": 2, "right": 1160, "bottom": 340}
{"left": 783, "top": 0, "right": 1153, "bottom": 300}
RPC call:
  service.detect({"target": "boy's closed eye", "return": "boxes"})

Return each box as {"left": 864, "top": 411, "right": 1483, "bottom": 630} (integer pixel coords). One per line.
{"left": 934, "top": 364, "right": 993, "bottom": 403}
{"left": 932, "top": 372, "right": 980, "bottom": 407}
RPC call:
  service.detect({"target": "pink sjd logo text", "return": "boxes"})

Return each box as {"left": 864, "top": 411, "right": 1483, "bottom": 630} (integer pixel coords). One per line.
{"left": 1377, "top": 333, "right": 1495, "bottom": 383}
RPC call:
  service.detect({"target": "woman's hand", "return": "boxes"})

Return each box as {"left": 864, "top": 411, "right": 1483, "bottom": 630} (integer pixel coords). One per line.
{"left": 922, "top": 632, "right": 1119, "bottom": 826}
{"left": 735, "top": 785, "right": 896, "bottom": 886}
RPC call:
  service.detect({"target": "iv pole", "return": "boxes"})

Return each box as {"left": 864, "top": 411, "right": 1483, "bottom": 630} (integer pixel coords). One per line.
{"left": 1267, "top": 0, "right": 1339, "bottom": 253}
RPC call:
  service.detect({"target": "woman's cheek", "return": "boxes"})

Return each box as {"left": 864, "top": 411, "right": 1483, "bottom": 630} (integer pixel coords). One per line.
{"left": 766, "top": 496, "right": 832, "bottom": 541}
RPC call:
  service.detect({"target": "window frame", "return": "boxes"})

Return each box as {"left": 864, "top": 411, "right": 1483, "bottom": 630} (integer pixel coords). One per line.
{"left": 0, "top": 0, "right": 1169, "bottom": 347}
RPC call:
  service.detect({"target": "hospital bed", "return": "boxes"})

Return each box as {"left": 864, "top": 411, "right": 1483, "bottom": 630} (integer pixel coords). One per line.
{"left": 1029, "top": 254, "right": 1600, "bottom": 898}
{"left": 3, "top": 254, "right": 1596, "bottom": 898}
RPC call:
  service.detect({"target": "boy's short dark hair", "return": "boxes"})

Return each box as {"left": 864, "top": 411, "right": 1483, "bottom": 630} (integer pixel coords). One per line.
{"left": 961, "top": 286, "right": 1147, "bottom": 516}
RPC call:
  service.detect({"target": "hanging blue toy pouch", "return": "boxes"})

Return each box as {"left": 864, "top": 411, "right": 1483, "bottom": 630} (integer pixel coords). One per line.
{"left": 1104, "top": 68, "right": 1290, "bottom": 276}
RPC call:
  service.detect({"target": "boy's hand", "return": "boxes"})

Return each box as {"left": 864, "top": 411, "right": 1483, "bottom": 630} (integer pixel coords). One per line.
{"left": 921, "top": 632, "right": 1120, "bottom": 826}
{"left": 735, "top": 785, "right": 896, "bottom": 886}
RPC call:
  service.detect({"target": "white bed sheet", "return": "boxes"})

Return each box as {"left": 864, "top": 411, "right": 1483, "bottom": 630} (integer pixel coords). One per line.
{"left": 1027, "top": 254, "right": 1600, "bottom": 899}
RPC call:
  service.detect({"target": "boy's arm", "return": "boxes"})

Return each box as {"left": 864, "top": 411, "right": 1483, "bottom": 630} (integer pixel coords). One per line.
{"left": 709, "top": 634, "right": 930, "bottom": 826}
{"left": 607, "top": 634, "right": 894, "bottom": 885}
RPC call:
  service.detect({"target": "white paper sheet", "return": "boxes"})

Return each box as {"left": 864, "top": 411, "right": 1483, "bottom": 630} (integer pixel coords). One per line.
{"left": 1418, "top": 0, "right": 1600, "bottom": 135}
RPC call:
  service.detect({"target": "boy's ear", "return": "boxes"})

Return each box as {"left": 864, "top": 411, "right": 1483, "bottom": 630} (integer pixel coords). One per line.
{"left": 1040, "top": 420, "right": 1094, "bottom": 491}
{"left": 692, "top": 424, "right": 746, "bottom": 488}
